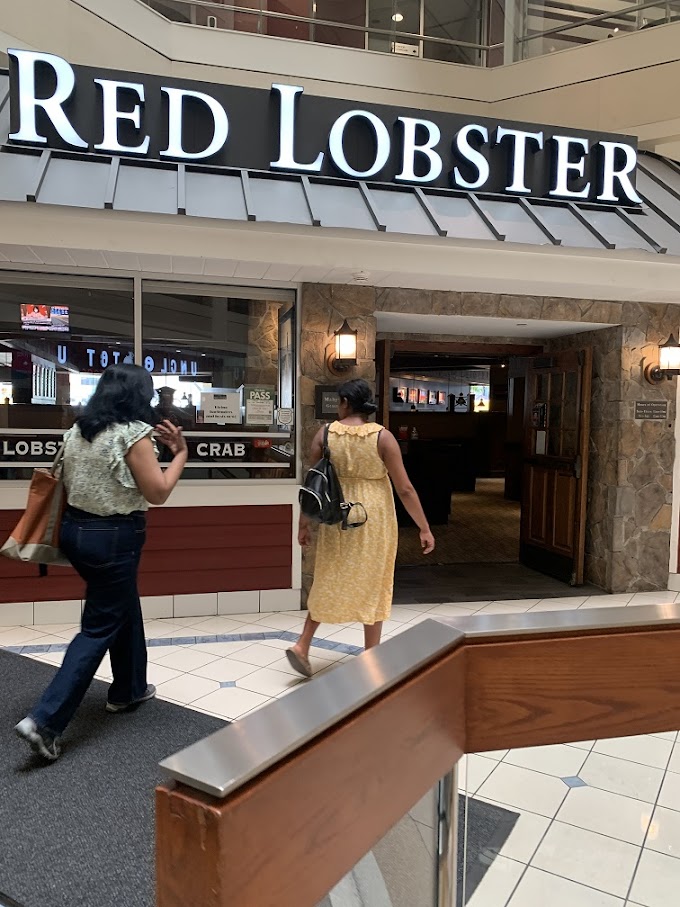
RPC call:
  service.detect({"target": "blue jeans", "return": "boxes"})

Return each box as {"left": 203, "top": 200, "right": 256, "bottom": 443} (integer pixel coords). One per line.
{"left": 31, "top": 506, "right": 148, "bottom": 736}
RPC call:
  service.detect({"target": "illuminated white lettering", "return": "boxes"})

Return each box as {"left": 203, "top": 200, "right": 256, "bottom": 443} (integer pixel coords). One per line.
{"left": 328, "top": 110, "right": 391, "bottom": 179}
{"left": 597, "top": 141, "right": 642, "bottom": 204}
{"left": 8, "top": 49, "right": 87, "bottom": 148}
{"left": 100, "top": 350, "right": 109, "bottom": 368}
{"left": 144, "top": 356, "right": 154, "bottom": 372}
{"left": 395, "top": 117, "right": 442, "bottom": 184}
{"left": 452, "top": 125, "right": 490, "bottom": 190}
{"left": 270, "top": 84, "right": 324, "bottom": 173}
{"left": 550, "top": 136, "right": 591, "bottom": 199}
{"left": 94, "top": 79, "right": 150, "bottom": 155}
{"left": 86, "top": 349, "right": 96, "bottom": 368}
{"left": 160, "top": 87, "right": 229, "bottom": 160}
{"left": 197, "top": 443, "right": 208, "bottom": 456}
{"left": 495, "top": 127, "right": 544, "bottom": 194}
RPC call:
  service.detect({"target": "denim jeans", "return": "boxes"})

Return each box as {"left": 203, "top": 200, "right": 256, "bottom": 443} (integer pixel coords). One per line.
{"left": 31, "top": 506, "right": 148, "bottom": 737}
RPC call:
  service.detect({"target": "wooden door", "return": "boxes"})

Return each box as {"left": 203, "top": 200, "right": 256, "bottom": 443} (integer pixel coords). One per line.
{"left": 375, "top": 339, "right": 391, "bottom": 427}
{"left": 520, "top": 348, "right": 592, "bottom": 585}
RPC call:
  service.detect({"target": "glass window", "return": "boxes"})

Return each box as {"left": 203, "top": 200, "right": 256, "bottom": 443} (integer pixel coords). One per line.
{"left": 368, "top": 0, "right": 420, "bottom": 54}
{"left": 423, "top": 0, "right": 483, "bottom": 64}
{"left": 0, "top": 274, "right": 134, "bottom": 480}
{"left": 314, "top": 0, "right": 366, "bottom": 49}
{"left": 142, "top": 283, "right": 296, "bottom": 480}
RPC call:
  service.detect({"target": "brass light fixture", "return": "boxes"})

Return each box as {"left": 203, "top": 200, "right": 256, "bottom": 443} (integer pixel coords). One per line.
{"left": 644, "top": 334, "right": 680, "bottom": 384}
{"left": 327, "top": 319, "right": 358, "bottom": 374}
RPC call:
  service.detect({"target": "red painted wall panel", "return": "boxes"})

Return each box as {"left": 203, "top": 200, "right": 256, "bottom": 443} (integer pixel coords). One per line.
{"left": 0, "top": 505, "right": 293, "bottom": 603}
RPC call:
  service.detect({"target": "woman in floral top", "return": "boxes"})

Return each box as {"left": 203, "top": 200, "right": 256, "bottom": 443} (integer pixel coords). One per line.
{"left": 15, "top": 364, "right": 187, "bottom": 761}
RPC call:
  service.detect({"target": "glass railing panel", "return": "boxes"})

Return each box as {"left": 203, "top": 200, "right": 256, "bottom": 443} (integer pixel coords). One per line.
{"left": 139, "top": 0, "right": 680, "bottom": 68}
{"left": 146, "top": 0, "right": 262, "bottom": 32}
{"left": 422, "top": 37, "right": 483, "bottom": 65}
{"left": 460, "top": 732, "right": 680, "bottom": 905}
{"left": 316, "top": 781, "right": 441, "bottom": 907}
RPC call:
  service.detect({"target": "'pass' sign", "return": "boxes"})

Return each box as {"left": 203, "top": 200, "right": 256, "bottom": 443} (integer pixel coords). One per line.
{"left": 7, "top": 49, "right": 641, "bottom": 205}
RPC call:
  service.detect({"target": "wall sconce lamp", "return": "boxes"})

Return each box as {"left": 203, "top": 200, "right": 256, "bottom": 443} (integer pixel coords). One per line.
{"left": 326, "top": 319, "right": 358, "bottom": 374}
{"left": 645, "top": 334, "right": 680, "bottom": 384}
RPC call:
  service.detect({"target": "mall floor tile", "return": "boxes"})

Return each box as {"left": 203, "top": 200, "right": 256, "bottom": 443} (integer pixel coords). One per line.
{"left": 4, "top": 592, "right": 680, "bottom": 906}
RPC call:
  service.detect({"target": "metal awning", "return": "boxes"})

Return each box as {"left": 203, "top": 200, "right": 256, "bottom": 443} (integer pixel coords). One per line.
{"left": 2, "top": 73, "right": 680, "bottom": 257}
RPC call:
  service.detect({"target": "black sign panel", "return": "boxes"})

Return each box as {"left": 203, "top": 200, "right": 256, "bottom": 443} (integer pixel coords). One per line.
{"left": 0, "top": 434, "right": 286, "bottom": 466}
{"left": 315, "top": 386, "right": 340, "bottom": 420}
{"left": 634, "top": 401, "right": 669, "bottom": 421}
{"left": 6, "top": 51, "right": 641, "bottom": 204}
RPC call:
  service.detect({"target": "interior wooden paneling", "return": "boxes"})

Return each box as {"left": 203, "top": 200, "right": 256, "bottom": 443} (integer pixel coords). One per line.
{"left": 465, "top": 628, "right": 680, "bottom": 751}
{"left": 552, "top": 470, "right": 576, "bottom": 553}
{"left": 0, "top": 505, "right": 292, "bottom": 602}
{"left": 526, "top": 464, "right": 549, "bottom": 543}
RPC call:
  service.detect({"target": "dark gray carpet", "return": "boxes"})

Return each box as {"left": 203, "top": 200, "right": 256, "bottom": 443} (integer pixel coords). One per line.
{"left": 394, "top": 562, "right": 602, "bottom": 604}
{"left": 0, "top": 649, "right": 227, "bottom": 907}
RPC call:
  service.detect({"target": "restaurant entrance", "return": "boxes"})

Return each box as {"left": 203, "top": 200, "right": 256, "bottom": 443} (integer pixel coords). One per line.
{"left": 375, "top": 336, "right": 595, "bottom": 601}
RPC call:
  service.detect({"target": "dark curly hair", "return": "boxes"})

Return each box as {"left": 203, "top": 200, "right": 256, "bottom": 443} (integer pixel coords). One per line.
{"left": 337, "top": 379, "right": 378, "bottom": 416}
{"left": 77, "top": 364, "right": 156, "bottom": 442}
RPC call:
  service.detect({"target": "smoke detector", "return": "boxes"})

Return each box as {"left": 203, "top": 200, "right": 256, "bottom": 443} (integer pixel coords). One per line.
{"left": 352, "top": 270, "right": 371, "bottom": 284}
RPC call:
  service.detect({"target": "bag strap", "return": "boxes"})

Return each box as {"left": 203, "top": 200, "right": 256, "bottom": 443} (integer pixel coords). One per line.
{"left": 50, "top": 443, "right": 65, "bottom": 479}
{"left": 341, "top": 502, "right": 368, "bottom": 531}
{"left": 322, "top": 423, "right": 331, "bottom": 459}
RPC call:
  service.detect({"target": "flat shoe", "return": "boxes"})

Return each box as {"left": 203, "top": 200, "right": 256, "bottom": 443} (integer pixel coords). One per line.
{"left": 106, "top": 683, "right": 157, "bottom": 713}
{"left": 286, "top": 648, "right": 312, "bottom": 678}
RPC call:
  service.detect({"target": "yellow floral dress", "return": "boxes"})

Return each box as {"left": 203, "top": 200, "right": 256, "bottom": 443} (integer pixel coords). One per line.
{"left": 307, "top": 421, "right": 398, "bottom": 625}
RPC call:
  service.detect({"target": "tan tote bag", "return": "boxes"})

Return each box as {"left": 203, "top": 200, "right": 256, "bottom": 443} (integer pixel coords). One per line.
{"left": 0, "top": 445, "right": 70, "bottom": 566}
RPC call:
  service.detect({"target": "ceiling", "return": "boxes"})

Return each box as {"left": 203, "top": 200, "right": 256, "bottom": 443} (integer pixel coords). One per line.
{"left": 375, "top": 312, "right": 615, "bottom": 338}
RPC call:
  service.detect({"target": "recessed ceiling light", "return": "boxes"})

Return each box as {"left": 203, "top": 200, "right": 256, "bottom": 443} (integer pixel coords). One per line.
{"left": 392, "top": 12, "right": 404, "bottom": 22}
{"left": 516, "top": 323, "right": 527, "bottom": 326}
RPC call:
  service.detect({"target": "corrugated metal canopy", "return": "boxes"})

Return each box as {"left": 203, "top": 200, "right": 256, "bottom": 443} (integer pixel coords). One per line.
{"left": 1, "top": 72, "right": 679, "bottom": 257}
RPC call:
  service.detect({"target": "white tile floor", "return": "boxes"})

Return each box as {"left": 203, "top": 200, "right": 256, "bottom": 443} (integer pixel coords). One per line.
{"left": 2, "top": 589, "right": 680, "bottom": 906}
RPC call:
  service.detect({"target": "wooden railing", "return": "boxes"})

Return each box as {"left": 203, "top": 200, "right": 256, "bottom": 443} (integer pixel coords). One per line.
{"left": 156, "top": 603, "right": 680, "bottom": 907}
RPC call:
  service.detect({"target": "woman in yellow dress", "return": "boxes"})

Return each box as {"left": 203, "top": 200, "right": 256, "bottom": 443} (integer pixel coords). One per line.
{"left": 286, "top": 379, "right": 435, "bottom": 677}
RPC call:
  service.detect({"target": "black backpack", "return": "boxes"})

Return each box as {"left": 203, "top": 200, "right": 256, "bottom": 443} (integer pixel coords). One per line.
{"left": 299, "top": 425, "right": 367, "bottom": 530}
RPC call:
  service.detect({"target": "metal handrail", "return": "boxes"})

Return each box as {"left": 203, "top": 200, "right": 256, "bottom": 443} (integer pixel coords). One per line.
{"left": 157, "top": 600, "right": 680, "bottom": 907}
{"left": 519, "top": 0, "right": 680, "bottom": 43}
{"left": 159, "top": 601, "right": 680, "bottom": 797}
{"left": 142, "top": 0, "right": 490, "bottom": 51}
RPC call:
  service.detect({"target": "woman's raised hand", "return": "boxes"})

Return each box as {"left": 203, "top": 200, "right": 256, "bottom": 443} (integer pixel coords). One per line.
{"left": 155, "top": 420, "right": 188, "bottom": 457}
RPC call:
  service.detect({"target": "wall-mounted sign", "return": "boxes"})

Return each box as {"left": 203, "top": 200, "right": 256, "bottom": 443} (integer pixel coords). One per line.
{"left": 6, "top": 49, "right": 641, "bottom": 206}
{"left": 315, "top": 386, "right": 340, "bottom": 420}
{"left": 634, "top": 400, "right": 669, "bottom": 421}
{"left": 0, "top": 436, "right": 61, "bottom": 462}
{"left": 0, "top": 433, "right": 282, "bottom": 467}
{"left": 243, "top": 385, "right": 275, "bottom": 426}
{"left": 531, "top": 402, "right": 547, "bottom": 430}
{"left": 201, "top": 391, "right": 241, "bottom": 424}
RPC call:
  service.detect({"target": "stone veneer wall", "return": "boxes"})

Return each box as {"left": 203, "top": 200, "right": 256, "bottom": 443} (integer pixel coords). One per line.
{"left": 300, "top": 285, "right": 678, "bottom": 596}
{"left": 549, "top": 313, "right": 676, "bottom": 592}
{"left": 245, "top": 300, "right": 280, "bottom": 386}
